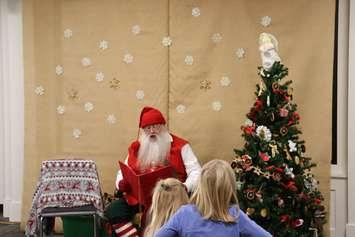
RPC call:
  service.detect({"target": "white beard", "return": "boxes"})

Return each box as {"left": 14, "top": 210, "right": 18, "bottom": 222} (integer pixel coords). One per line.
{"left": 137, "top": 130, "right": 171, "bottom": 171}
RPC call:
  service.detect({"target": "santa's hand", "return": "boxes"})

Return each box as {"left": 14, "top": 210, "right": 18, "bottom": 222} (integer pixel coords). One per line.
{"left": 118, "top": 179, "right": 131, "bottom": 193}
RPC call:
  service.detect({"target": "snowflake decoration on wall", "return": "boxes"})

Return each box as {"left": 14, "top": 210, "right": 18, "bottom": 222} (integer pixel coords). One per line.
{"left": 184, "top": 55, "right": 194, "bottom": 65}
{"left": 96, "top": 72, "right": 104, "bottom": 82}
{"left": 55, "top": 65, "right": 64, "bottom": 76}
{"left": 84, "top": 102, "right": 94, "bottom": 112}
{"left": 162, "top": 36, "right": 172, "bottom": 47}
{"left": 67, "top": 89, "right": 79, "bottom": 100}
{"left": 107, "top": 114, "right": 117, "bottom": 124}
{"left": 81, "top": 57, "right": 92, "bottom": 67}
{"left": 35, "top": 86, "right": 45, "bottom": 96}
{"left": 192, "top": 7, "right": 201, "bottom": 17}
{"left": 110, "top": 78, "right": 120, "bottom": 89}
{"left": 123, "top": 53, "right": 134, "bottom": 64}
{"left": 72, "top": 128, "right": 82, "bottom": 139}
{"left": 64, "top": 29, "right": 73, "bottom": 39}
{"left": 132, "top": 25, "right": 141, "bottom": 35}
{"left": 200, "top": 79, "right": 212, "bottom": 91}
{"left": 260, "top": 16, "right": 272, "bottom": 27}
{"left": 236, "top": 48, "right": 246, "bottom": 59}
{"left": 176, "top": 104, "right": 186, "bottom": 114}
{"left": 220, "top": 76, "right": 231, "bottom": 87}
{"left": 57, "top": 105, "right": 65, "bottom": 115}
{"left": 211, "top": 33, "right": 222, "bottom": 43}
{"left": 212, "top": 101, "right": 222, "bottom": 111}
{"left": 99, "top": 40, "right": 108, "bottom": 50}
{"left": 136, "top": 90, "right": 145, "bottom": 100}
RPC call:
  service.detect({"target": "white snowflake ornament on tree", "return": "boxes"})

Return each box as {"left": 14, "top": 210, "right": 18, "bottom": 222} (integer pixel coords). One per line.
{"left": 256, "top": 125, "right": 272, "bottom": 141}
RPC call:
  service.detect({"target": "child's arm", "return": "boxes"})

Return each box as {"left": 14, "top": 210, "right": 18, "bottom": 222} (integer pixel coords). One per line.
{"left": 238, "top": 210, "right": 272, "bottom": 237}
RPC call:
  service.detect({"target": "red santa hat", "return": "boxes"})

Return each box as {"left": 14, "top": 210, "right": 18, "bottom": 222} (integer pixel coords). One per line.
{"left": 139, "top": 106, "right": 166, "bottom": 128}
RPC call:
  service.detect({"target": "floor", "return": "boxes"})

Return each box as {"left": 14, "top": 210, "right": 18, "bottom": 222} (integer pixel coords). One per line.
{"left": 0, "top": 205, "right": 63, "bottom": 237}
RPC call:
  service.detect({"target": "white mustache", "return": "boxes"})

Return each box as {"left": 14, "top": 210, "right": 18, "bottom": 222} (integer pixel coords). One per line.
{"left": 137, "top": 130, "right": 171, "bottom": 171}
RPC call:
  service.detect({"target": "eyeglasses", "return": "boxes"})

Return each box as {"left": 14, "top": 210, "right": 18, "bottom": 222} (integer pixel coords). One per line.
{"left": 143, "top": 124, "right": 163, "bottom": 134}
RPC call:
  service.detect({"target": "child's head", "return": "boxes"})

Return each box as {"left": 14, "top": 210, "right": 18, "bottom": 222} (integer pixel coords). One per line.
{"left": 190, "top": 159, "right": 238, "bottom": 223}
{"left": 144, "top": 178, "right": 189, "bottom": 237}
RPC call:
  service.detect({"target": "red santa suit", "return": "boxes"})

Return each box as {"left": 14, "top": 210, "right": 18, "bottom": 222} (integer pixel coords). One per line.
{"left": 111, "top": 106, "right": 201, "bottom": 236}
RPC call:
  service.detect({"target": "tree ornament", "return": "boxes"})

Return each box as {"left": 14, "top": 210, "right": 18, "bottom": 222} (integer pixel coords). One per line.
{"left": 280, "top": 214, "right": 290, "bottom": 223}
{"left": 246, "top": 207, "right": 255, "bottom": 216}
{"left": 287, "top": 87, "right": 293, "bottom": 96}
{"left": 268, "top": 111, "right": 275, "bottom": 122}
{"left": 231, "top": 160, "right": 238, "bottom": 169}
{"left": 294, "top": 156, "right": 300, "bottom": 165}
{"left": 269, "top": 143, "right": 278, "bottom": 157}
{"left": 260, "top": 208, "right": 268, "bottom": 218}
{"left": 277, "top": 198, "right": 285, "bottom": 207}
{"left": 280, "top": 126, "right": 288, "bottom": 136}
{"left": 284, "top": 148, "right": 292, "bottom": 160}
{"left": 258, "top": 80, "right": 265, "bottom": 96}
{"left": 279, "top": 108, "right": 289, "bottom": 117}
{"left": 272, "top": 82, "right": 279, "bottom": 91}
{"left": 301, "top": 144, "right": 306, "bottom": 153}
{"left": 292, "top": 218, "right": 304, "bottom": 228}
{"left": 246, "top": 189, "right": 256, "bottom": 200}
{"left": 272, "top": 172, "right": 282, "bottom": 182}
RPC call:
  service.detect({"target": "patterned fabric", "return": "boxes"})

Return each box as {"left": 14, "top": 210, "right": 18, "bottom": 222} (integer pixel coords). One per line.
{"left": 25, "top": 159, "right": 104, "bottom": 237}
{"left": 112, "top": 222, "right": 139, "bottom": 237}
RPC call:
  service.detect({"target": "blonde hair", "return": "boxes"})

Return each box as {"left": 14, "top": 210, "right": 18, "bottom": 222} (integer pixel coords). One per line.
{"left": 190, "top": 159, "right": 239, "bottom": 223}
{"left": 144, "top": 178, "right": 189, "bottom": 237}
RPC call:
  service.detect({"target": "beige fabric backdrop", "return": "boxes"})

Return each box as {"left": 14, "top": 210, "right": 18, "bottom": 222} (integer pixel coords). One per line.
{"left": 22, "top": 0, "right": 335, "bottom": 235}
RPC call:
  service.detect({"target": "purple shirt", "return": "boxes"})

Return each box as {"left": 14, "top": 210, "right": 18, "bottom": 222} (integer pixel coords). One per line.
{"left": 155, "top": 204, "right": 272, "bottom": 237}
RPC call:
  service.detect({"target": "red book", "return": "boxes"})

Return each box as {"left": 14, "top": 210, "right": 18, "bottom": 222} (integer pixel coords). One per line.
{"left": 118, "top": 161, "right": 174, "bottom": 207}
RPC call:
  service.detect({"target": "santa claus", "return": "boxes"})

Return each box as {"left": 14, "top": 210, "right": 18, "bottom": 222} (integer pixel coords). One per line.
{"left": 105, "top": 106, "right": 201, "bottom": 237}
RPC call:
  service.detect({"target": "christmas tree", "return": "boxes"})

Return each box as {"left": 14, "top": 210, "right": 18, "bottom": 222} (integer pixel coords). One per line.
{"left": 232, "top": 33, "right": 326, "bottom": 237}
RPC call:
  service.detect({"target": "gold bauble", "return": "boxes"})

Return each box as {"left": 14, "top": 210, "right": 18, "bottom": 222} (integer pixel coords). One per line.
{"left": 246, "top": 207, "right": 255, "bottom": 216}
{"left": 260, "top": 208, "right": 268, "bottom": 218}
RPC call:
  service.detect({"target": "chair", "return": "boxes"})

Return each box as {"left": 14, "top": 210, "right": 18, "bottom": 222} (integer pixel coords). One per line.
{"left": 25, "top": 159, "right": 104, "bottom": 237}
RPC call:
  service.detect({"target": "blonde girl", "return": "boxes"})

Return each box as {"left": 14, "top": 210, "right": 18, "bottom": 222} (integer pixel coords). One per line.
{"left": 144, "top": 178, "right": 188, "bottom": 237}
{"left": 155, "top": 159, "right": 272, "bottom": 237}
